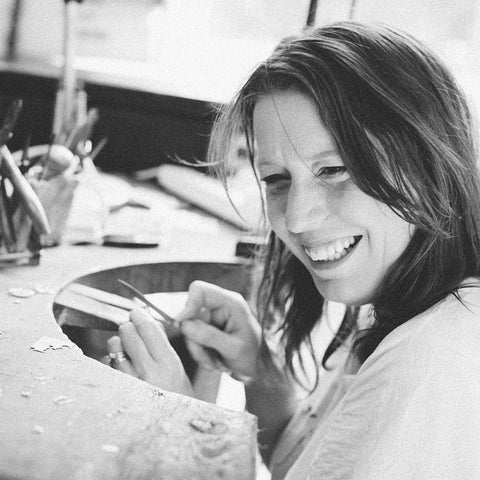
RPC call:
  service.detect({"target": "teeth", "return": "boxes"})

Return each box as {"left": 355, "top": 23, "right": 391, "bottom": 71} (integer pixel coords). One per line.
{"left": 304, "top": 236, "right": 357, "bottom": 263}
{"left": 335, "top": 240, "right": 345, "bottom": 253}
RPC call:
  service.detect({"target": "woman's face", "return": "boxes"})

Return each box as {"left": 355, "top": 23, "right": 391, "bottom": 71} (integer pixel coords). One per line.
{"left": 253, "top": 91, "right": 413, "bottom": 305}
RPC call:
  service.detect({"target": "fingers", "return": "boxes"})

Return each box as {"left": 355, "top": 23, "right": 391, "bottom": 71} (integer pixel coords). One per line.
{"left": 107, "top": 310, "right": 194, "bottom": 395}
{"left": 119, "top": 311, "right": 193, "bottom": 395}
{"left": 127, "top": 308, "right": 176, "bottom": 363}
{"left": 107, "top": 335, "right": 137, "bottom": 377}
{"left": 99, "top": 355, "right": 111, "bottom": 366}
{"left": 118, "top": 319, "right": 156, "bottom": 375}
{"left": 176, "top": 281, "right": 244, "bottom": 324}
{"left": 181, "top": 319, "right": 237, "bottom": 358}
{"left": 184, "top": 338, "right": 216, "bottom": 371}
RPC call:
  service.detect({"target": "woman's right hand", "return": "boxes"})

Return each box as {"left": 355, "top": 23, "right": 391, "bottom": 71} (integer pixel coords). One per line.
{"left": 177, "top": 280, "right": 262, "bottom": 383}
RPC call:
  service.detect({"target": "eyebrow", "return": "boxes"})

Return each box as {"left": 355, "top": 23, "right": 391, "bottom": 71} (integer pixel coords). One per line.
{"left": 256, "top": 149, "right": 339, "bottom": 167}
{"left": 306, "top": 149, "right": 339, "bottom": 161}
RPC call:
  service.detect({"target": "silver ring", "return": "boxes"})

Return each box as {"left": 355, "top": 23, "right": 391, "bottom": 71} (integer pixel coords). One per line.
{"left": 109, "top": 351, "right": 129, "bottom": 365}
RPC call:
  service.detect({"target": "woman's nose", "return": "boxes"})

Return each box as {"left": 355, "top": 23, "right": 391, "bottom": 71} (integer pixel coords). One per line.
{"left": 285, "top": 182, "right": 328, "bottom": 233}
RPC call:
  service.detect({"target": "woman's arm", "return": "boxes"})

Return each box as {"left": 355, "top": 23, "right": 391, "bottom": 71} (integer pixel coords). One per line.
{"left": 245, "top": 341, "right": 297, "bottom": 466}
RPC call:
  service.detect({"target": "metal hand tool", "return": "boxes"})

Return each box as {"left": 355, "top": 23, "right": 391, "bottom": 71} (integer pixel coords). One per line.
{"left": 117, "top": 279, "right": 178, "bottom": 327}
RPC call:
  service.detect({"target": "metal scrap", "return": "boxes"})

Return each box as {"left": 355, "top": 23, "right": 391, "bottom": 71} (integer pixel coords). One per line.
{"left": 30, "top": 336, "right": 74, "bottom": 352}
{"left": 189, "top": 418, "right": 228, "bottom": 435}
{"left": 101, "top": 444, "right": 119, "bottom": 453}
{"left": 150, "top": 388, "right": 164, "bottom": 398}
{"left": 33, "top": 376, "right": 50, "bottom": 384}
{"left": 8, "top": 287, "right": 36, "bottom": 298}
{"left": 34, "top": 286, "right": 55, "bottom": 295}
{"left": 199, "top": 438, "right": 230, "bottom": 458}
{"left": 53, "top": 395, "right": 76, "bottom": 405}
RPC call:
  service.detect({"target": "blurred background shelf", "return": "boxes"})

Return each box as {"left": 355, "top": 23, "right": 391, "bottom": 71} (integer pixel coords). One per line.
{"left": 0, "top": 61, "right": 217, "bottom": 173}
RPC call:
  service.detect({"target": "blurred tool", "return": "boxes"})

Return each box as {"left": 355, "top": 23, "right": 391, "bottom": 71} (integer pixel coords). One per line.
{"left": 102, "top": 234, "right": 158, "bottom": 248}
{"left": 0, "top": 99, "right": 22, "bottom": 149}
{"left": 108, "top": 198, "right": 150, "bottom": 214}
{"left": 65, "top": 108, "right": 98, "bottom": 153}
{"left": 235, "top": 235, "right": 268, "bottom": 259}
{"left": 349, "top": 0, "right": 359, "bottom": 19}
{"left": 0, "top": 100, "right": 50, "bottom": 237}
{"left": 53, "top": 0, "right": 87, "bottom": 144}
{"left": 1, "top": 146, "right": 51, "bottom": 237}
{"left": 88, "top": 137, "right": 108, "bottom": 162}
{"left": 306, "top": 0, "right": 318, "bottom": 27}
{"left": 6, "top": 0, "right": 23, "bottom": 61}
{"left": 0, "top": 174, "right": 15, "bottom": 252}
{"left": 0, "top": 100, "right": 51, "bottom": 265}
{"left": 18, "top": 133, "right": 32, "bottom": 174}
{"left": 155, "top": 164, "right": 263, "bottom": 231}
{"left": 305, "top": 0, "right": 357, "bottom": 27}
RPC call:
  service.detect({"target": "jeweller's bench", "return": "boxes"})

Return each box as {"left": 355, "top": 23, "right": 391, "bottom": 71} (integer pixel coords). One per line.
{"left": 0, "top": 186, "right": 257, "bottom": 480}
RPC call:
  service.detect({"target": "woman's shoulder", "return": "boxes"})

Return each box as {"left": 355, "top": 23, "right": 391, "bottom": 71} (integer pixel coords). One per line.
{"left": 359, "top": 278, "right": 480, "bottom": 378}
{"left": 336, "top": 279, "right": 480, "bottom": 441}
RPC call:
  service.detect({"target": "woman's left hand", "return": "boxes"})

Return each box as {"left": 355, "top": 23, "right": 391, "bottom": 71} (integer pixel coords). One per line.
{"left": 107, "top": 308, "right": 193, "bottom": 397}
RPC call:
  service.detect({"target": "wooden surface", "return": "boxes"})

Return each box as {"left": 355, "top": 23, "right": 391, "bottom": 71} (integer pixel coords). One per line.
{"left": 0, "top": 241, "right": 257, "bottom": 478}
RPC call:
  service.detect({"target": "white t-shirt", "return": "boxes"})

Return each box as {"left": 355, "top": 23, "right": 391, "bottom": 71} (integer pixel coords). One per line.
{"left": 274, "top": 281, "right": 480, "bottom": 480}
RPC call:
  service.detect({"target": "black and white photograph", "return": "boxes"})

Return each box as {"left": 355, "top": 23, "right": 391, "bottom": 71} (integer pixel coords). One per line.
{"left": 0, "top": 1, "right": 479, "bottom": 479}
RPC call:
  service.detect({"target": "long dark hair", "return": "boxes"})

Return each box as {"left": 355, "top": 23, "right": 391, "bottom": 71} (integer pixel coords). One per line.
{"left": 209, "top": 21, "right": 480, "bottom": 385}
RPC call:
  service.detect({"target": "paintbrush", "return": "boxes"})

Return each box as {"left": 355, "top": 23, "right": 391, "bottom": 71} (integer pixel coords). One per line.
{"left": 19, "top": 132, "right": 31, "bottom": 174}
{"left": 88, "top": 137, "right": 108, "bottom": 162}
{"left": 65, "top": 108, "right": 99, "bottom": 153}
{"left": 117, "top": 279, "right": 178, "bottom": 327}
{"left": 1, "top": 146, "right": 50, "bottom": 236}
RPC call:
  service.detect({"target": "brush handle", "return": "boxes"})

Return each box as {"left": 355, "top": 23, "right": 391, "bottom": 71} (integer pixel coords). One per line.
{"left": 0, "top": 146, "right": 51, "bottom": 236}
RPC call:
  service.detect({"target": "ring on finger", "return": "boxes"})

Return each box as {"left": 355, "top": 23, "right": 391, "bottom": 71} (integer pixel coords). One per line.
{"left": 109, "top": 351, "right": 129, "bottom": 366}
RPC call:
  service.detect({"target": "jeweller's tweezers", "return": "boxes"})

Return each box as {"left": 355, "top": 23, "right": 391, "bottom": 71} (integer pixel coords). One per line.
{"left": 117, "top": 279, "right": 177, "bottom": 326}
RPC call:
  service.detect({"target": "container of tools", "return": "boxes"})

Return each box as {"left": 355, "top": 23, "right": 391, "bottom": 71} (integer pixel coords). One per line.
{"left": 13, "top": 142, "right": 81, "bottom": 248}
{"left": 0, "top": 100, "right": 51, "bottom": 267}
{"left": 0, "top": 96, "right": 106, "bottom": 266}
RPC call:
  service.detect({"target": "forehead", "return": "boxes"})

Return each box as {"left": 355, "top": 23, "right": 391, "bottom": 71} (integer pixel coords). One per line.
{"left": 253, "top": 91, "right": 337, "bottom": 163}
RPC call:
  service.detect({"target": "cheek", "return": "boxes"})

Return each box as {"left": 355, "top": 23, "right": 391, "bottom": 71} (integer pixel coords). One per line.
{"left": 389, "top": 218, "right": 414, "bottom": 258}
{"left": 265, "top": 191, "right": 288, "bottom": 232}
{"left": 373, "top": 204, "right": 414, "bottom": 262}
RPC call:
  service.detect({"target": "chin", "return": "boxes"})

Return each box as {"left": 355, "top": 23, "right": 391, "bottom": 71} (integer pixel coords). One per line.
{"left": 313, "top": 277, "right": 375, "bottom": 306}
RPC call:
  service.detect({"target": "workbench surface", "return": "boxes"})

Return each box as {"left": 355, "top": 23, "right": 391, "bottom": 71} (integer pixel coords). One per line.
{"left": 0, "top": 223, "right": 257, "bottom": 479}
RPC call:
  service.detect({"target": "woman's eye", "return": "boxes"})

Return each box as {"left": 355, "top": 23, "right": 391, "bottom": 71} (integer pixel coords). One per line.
{"left": 261, "top": 174, "right": 289, "bottom": 185}
{"left": 316, "top": 166, "right": 349, "bottom": 183}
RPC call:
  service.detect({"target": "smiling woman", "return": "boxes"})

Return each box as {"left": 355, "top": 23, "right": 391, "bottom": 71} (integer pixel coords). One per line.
{"left": 201, "top": 21, "right": 480, "bottom": 479}
{"left": 107, "top": 21, "right": 480, "bottom": 480}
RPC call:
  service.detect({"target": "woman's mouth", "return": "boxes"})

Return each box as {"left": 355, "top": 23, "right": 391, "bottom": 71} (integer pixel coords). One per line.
{"left": 303, "top": 235, "right": 361, "bottom": 263}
